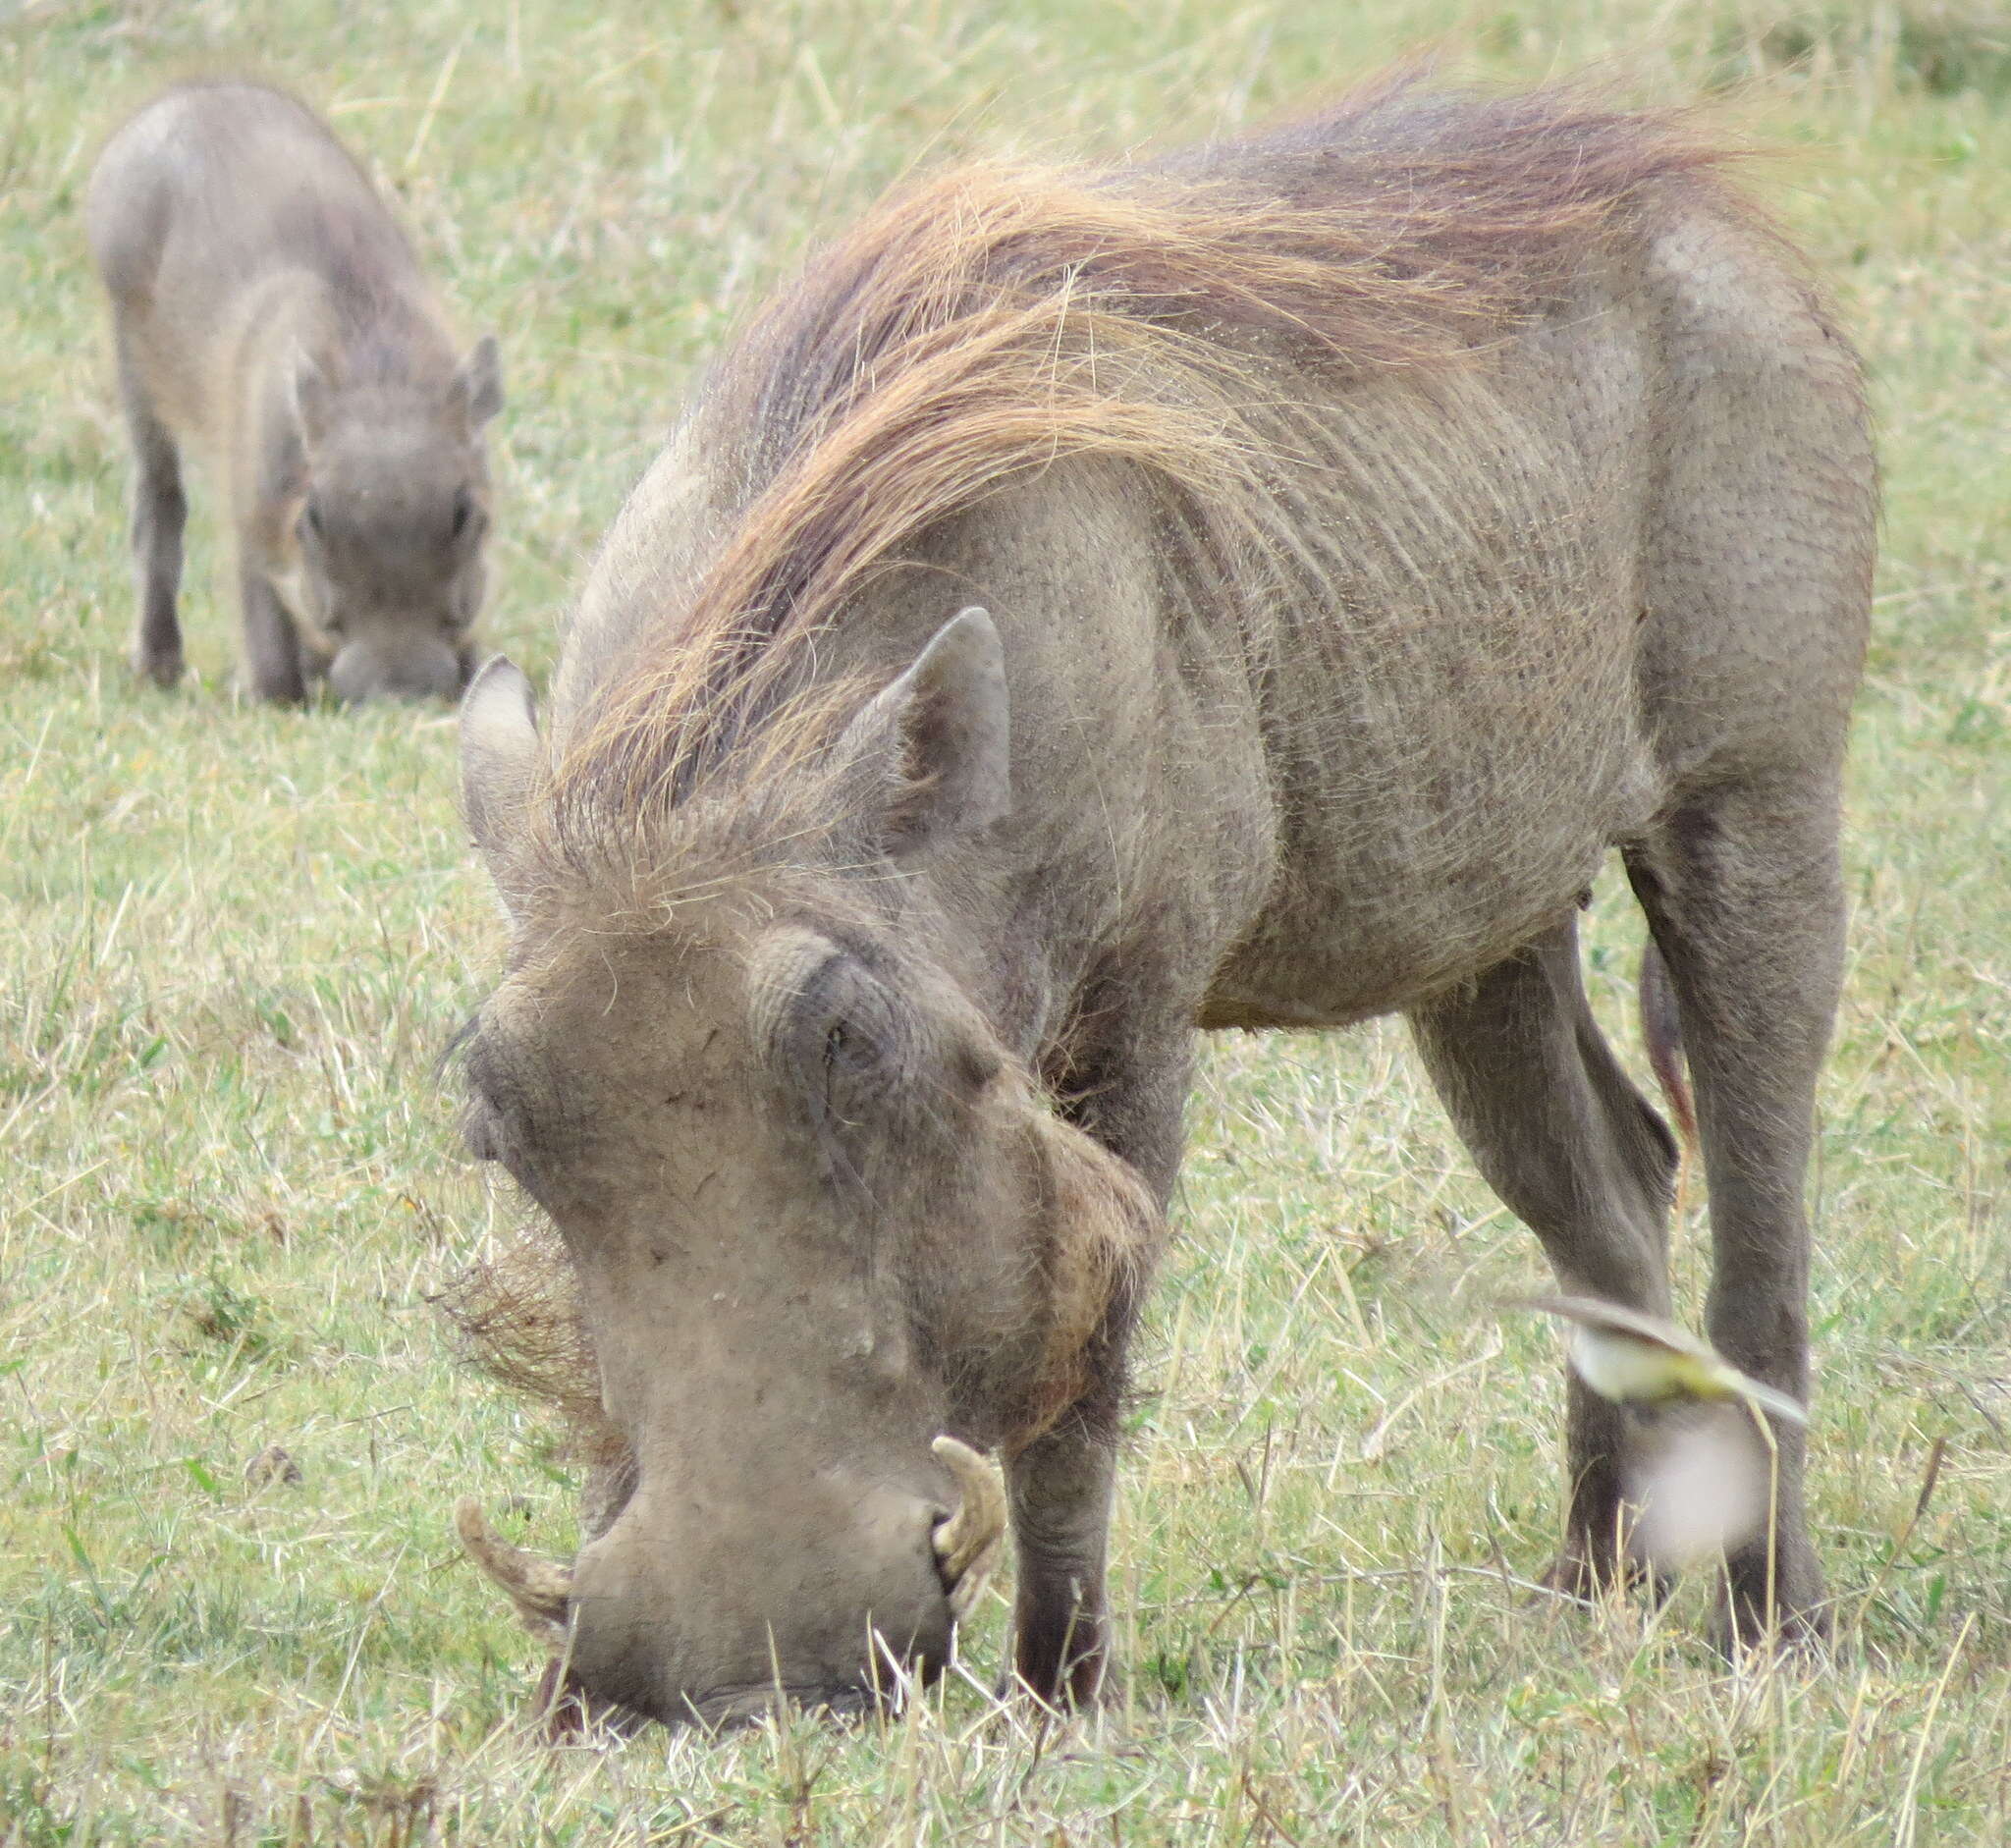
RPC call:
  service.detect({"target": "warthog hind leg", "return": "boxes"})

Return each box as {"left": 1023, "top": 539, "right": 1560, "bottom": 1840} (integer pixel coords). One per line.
{"left": 1625, "top": 788, "right": 1842, "bottom": 1648}
{"left": 1408, "top": 918, "right": 1681, "bottom": 1602}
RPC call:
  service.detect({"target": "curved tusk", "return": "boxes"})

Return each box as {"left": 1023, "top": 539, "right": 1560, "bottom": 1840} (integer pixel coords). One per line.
{"left": 930, "top": 1435, "right": 1006, "bottom": 1622}
{"left": 456, "top": 1495, "right": 574, "bottom": 1644}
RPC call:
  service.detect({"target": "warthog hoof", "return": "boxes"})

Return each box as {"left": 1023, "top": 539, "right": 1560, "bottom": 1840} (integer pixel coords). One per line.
{"left": 132, "top": 644, "right": 184, "bottom": 689}
{"left": 1539, "top": 1543, "right": 1669, "bottom": 1608}
{"left": 1712, "top": 1544, "right": 1833, "bottom": 1658}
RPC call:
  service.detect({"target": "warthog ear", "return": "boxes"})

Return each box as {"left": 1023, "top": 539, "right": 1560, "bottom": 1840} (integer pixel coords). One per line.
{"left": 842, "top": 607, "right": 1010, "bottom": 861}
{"left": 451, "top": 334, "right": 505, "bottom": 427}
{"left": 461, "top": 657, "right": 539, "bottom": 879}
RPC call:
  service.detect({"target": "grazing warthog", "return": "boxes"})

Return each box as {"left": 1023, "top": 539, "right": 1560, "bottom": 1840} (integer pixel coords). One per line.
{"left": 86, "top": 82, "right": 502, "bottom": 704}
{"left": 449, "top": 80, "right": 1874, "bottom": 1727}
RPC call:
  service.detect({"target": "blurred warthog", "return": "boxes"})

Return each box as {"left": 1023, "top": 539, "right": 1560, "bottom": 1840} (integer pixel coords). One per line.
{"left": 448, "top": 79, "right": 1873, "bottom": 1728}
{"left": 87, "top": 82, "right": 502, "bottom": 704}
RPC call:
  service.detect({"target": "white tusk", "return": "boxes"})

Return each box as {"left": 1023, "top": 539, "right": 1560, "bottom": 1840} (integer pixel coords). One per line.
{"left": 456, "top": 1495, "right": 574, "bottom": 1645}
{"left": 930, "top": 1435, "right": 1006, "bottom": 1623}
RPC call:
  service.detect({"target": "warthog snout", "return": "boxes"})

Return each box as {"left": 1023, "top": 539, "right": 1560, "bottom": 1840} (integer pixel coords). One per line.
{"left": 329, "top": 633, "right": 468, "bottom": 704}
{"left": 460, "top": 1437, "right": 1006, "bottom": 1728}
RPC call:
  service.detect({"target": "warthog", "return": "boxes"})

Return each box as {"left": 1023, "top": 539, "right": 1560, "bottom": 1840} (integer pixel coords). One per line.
{"left": 86, "top": 82, "right": 503, "bottom": 704}
{"left": 449, "top": 79, "right": 1874, "bottom": 1726}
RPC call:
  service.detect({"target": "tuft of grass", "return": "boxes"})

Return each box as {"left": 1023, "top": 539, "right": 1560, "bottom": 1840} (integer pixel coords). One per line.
{"left": 1, "top": 0, "right": 2006, "bottom": 1842}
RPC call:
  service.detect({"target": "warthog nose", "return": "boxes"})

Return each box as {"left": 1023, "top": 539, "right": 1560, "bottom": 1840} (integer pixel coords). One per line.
{"left": 541, "top": 1666, "right": 893, "bottom": 1737}
{"left": 556, "top": 1472, "right": 959, "bottom": 1727}
{"left": 329, "top": 635, "right": 463, "bottom": 703}
{"left": 680, "top": 1680, "right": 888, "bottom": 1732}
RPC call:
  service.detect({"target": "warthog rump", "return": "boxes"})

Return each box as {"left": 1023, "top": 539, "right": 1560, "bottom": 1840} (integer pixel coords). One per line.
{"left": 448, "top": 76, "right": 1873, "bottom": 1725}
{"left": 87, "top": 82, "right": 502, "bottom": 704}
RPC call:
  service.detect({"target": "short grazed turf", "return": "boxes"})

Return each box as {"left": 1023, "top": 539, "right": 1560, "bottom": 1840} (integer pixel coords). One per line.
{"left": 1, "top": 2, "right": 2006, "bottom": 1841}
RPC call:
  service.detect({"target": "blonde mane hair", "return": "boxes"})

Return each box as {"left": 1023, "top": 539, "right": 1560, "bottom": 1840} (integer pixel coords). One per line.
{"left": 552, "top": 80, "right": 1745, "bottom": 826}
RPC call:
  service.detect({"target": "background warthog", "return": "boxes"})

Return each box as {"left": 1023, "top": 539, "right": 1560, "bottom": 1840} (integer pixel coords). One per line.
{"left": 450, "top": 79, "right": 1873, "bottom": 1728}
{"left": 86, "top": 82, "right": 503, "bottom": 704}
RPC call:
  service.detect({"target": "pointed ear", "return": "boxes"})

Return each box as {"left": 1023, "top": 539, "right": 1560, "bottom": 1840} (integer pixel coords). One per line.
{"left": 460, "top": 657, "right": 539, "bottom": 876}
{"left": 450, "top": 334, "right": 505, "bottom": 427}
{"left": 841, "top": 607, "right": 1010, "bottom": 861}
{"left": 290, "top": 349, "right": 330, "bottom": 450}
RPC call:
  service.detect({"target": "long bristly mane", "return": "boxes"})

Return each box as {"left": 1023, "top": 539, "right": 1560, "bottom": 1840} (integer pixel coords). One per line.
{"left": 548, "top": 80, "right": 1745, "bottom": 833}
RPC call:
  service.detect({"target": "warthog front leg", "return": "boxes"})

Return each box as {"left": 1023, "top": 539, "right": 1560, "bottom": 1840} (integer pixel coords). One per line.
{"left": 1627, "top": 786, "right": 1844, "bottom": 1648}
{"left": 238, "top": 564, "right": 307, "bottom": 704}
{"left": 1006, "top": 1415, "right": 1116, "bottom": 1707}
{"left": 1409, "top": 918, "right": 1681, "bottom": 1602}
{"left": 1008, "top": 1012, "right": 1183, "bottom": 1708}
{"left": 116, "top": 342, "right": 186, "bottom": 689}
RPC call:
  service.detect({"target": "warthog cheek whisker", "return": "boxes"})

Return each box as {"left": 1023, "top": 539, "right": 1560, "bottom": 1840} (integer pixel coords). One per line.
{"left": 930, "top": 1435, "right": 1006, "bottom": 1621}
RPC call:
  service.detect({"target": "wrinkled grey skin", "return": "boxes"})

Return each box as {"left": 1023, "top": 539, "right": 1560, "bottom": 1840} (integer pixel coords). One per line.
{"left": 86, "top": 82, "right": 502, "bottom": 704}
{"left": 459, "top": 106, "right": 1874, "bottom": 1725}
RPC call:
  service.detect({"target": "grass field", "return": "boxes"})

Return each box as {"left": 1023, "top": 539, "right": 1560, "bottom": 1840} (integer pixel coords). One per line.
{"left": 2, "top": 1, "right": 2008, "bottom": 1840}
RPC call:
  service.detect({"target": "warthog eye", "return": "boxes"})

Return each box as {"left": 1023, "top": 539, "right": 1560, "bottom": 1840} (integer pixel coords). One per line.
{"left": 823, "top": 1015, "right": 870, "bottom": 1077}
{"left": 301, "top": 502, "right": 325, "bottom": 541}
{"left": 768, "top": 950, "right": 904, "bottom": 1116}
{"left": 461, "top": 1092, "right": 503, "bottom": 1163}
{"left": 748, "top": 928, "right": 965, "bottom": 1152}
{"left": 454, "top": 1024, "right": 551, "bottom": 1192}
{"left": 450, "top": 489, "right": 475, "bottom": 542}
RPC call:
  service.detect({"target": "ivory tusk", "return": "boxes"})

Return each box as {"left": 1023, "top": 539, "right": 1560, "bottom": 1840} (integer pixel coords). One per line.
{"left": 930, "top": 1435, "right": 1006, "bottom": 1622}
{"left": 455, "top": 1495, "right": 574, "bottom": 1644}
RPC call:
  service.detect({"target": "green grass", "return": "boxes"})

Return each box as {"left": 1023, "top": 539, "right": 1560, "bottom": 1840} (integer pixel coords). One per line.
{"left": 2, "top": 1, "right": 2007, "bottom": 1840}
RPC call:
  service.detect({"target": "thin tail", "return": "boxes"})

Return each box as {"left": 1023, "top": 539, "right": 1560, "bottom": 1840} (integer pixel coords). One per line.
{"left": 1639, "top": 942, "right": 1697, "bottom": 1149}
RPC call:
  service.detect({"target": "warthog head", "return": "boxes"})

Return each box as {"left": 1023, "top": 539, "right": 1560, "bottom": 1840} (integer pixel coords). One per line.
{"left": 450, "top": 612, "right": 1155, "bottom": 1725}
{"left": 288, "top": 334, "right": 502, "bottom": 702}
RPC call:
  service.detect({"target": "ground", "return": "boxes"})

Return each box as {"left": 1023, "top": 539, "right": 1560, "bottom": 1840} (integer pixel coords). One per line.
{"left": 1, "top": 1, "right": 2007, "bottom": 1842}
